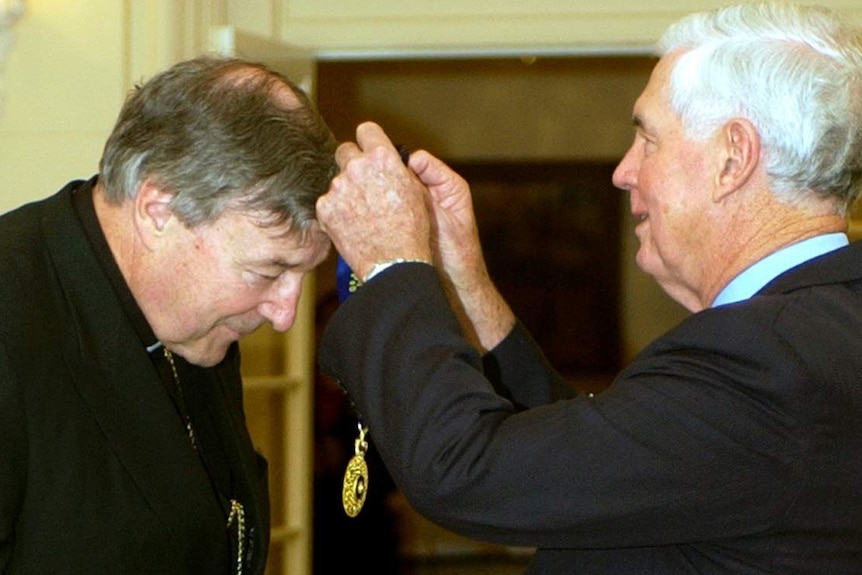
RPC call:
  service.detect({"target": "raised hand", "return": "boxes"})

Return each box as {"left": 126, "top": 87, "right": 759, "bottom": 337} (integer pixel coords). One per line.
{"left": 316, "top": 122, "right": 433, "bottom": 283}
{"left": 409, "top": 149, "right": 516, "bottom": 352}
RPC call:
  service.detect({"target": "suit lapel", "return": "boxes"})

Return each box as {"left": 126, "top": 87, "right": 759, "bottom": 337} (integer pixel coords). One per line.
{"left": 40, "top": 187, "right": 228, "bottom": 553}
{"left": 205, "top": 348, "right": 271, "bottom": 573}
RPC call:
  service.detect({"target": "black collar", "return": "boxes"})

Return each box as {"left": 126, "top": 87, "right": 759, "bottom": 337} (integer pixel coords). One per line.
{"left": 71, "top": 176, "right": 160, "bottom": 351}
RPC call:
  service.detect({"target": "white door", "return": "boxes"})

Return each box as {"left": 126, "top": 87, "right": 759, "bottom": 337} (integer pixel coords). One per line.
{"left": 212, "top": 24, "right": 319, "bottom": 575}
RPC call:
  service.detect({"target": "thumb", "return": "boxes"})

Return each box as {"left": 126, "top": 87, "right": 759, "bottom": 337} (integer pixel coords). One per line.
{"left": 408, "top": 150, "right": 469, "bottom": 210}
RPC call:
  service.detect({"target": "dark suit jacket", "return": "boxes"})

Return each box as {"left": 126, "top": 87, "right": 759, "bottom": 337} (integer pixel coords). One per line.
{"left": 319, "top": 243, "right": 862, "bottom": 574}
{"left": 0, "top": 182, "right": 269, "bottom": 574}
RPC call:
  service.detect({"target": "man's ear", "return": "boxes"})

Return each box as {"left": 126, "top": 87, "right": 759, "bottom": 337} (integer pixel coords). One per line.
{"left": 134, "top": 178, "right": 175, "bottom": 248}
{"left": 713, "top": 117, "right": 761, "bottom": 203}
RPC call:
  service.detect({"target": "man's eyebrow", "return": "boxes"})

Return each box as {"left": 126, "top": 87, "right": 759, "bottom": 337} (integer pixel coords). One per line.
{"left": 249, "top": 258, "right": 291, "bottom": 270}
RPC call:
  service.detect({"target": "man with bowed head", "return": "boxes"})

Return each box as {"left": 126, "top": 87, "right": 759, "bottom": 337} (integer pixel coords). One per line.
{"left": 0, "top": 57, "right": 337, "bottom": 573}
{"left": 316, "top": 2, "right": 862, "bottom": 573}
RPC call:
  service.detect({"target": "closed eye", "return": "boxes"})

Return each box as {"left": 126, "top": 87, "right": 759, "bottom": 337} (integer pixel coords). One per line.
{"left": 243, "top": 267, "right": 285, "bottom": 286}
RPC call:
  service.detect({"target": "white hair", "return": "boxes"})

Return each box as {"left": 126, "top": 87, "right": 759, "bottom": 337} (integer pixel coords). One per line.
{"left": 659, "top": 2, "right": 862, "bottom": 215}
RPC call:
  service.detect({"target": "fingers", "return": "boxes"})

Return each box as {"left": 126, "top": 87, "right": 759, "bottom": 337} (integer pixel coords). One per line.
{"left": 355, "top": 121, "right": 392, "bottom": 149}
{"left": 333, "top": 123, "right": 411, "bottom": 206}
{"left": 334, "top": 141, "right": 360, "bottom": 170}
{"left": 335, "top": 121, "right": 395, "bottom": 169}
{"left": 408, "top": 150, "right": 471, "bottom": 211}
{"left": 316, "top": 122, "right": 435, "bottom": 279}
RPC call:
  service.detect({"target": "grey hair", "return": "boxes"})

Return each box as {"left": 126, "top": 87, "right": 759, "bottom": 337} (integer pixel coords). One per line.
{"left": 99, "top": 56, "right": 338, "bottom": 231}
{"left": 658, "top": 2, "right": 862, "bottom": 215}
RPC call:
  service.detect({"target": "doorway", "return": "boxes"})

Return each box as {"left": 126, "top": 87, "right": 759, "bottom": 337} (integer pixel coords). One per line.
{"left": 311, "top": 55, "right": 654, "bottom": 573}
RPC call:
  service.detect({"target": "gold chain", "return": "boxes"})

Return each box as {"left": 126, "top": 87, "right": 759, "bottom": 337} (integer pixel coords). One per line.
{"left": 163, "top": 348, "right": 197, "bottom": 450}
{"left": 163, "top": 347, "right": 245, "bottom": 574}
{"left": 227, "top": 499, "right": 246, "bottom": 575}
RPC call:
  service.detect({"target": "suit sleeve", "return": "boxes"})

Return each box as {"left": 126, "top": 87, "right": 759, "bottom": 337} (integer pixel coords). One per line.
{"left": 318, "top": 264, "right": 805, "bottom": 549}
{"left": 0, "top": 341, "right": 26, "bottom": 569}
{"left": 482, "top": 322, "right": 576, "bottom": 408}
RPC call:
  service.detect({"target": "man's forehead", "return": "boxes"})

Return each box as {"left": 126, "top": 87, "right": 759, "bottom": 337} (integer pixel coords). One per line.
{"left": 643, "top": 56, "right": 675, "bottom": 99}
{"left": 240, "top": 225, "right": 330, "bottom": 267}
{"left": 631, "top": 54, "right": 678, "bottom": 123}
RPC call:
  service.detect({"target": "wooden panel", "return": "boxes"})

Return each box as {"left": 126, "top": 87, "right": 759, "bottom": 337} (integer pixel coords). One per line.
{"left": 317, "top": 57, "right": 654, "bottom": 162}
{"left": 451, "top": 161, "right": 622, "bottom": 382}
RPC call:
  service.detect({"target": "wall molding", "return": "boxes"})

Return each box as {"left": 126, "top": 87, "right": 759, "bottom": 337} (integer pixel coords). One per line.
{"left": 0, "top": 0, "right": 24, "bottom": 112}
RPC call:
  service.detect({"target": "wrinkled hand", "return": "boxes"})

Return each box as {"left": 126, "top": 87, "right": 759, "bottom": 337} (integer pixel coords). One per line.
{"left": 409, "top": 145, "right": 515, "bottom": 352}
{"left": 407, "top": 150, "right": 487, "bottom": 293}
{"left": 316, "top": 122, "right": 433, "bottom": 282}
{"left": 318, "top": 121, "right": 514, "bottom": 350}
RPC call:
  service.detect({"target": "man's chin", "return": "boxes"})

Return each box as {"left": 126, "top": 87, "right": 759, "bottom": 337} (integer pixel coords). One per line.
{"left": 636, "top": 254, "right": 672, "bottom": 290}
{"left": 635, "top": 248, "right": 653, "bottom": 275}
{"left": 170, "top": 343, "right": 230, "bottom": 368}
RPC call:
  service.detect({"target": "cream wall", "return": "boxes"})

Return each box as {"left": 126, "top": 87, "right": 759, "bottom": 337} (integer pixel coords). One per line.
{"left": 3, "top": 0, "right": 861, "bottom": 213}
{"left": 0, "top": 0, "right": 228, "bottom": 215}
{"left": 249, "top": 0, "right": 862, "bottom": 57}
{"left": 0, "top": 0, "right": 124, "bottom": 214}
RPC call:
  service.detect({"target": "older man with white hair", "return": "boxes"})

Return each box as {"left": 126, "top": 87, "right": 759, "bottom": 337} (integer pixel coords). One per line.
{"left": 316, "top": 2, "right": 862, "bottom": 573}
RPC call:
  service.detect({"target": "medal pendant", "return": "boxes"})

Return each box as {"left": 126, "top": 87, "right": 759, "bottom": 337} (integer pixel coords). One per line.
{"left": 342, "top": 453, "right": 369, "bottom": 517}
{"left": 342, "top": 423, "right": 370, "bottom": 517}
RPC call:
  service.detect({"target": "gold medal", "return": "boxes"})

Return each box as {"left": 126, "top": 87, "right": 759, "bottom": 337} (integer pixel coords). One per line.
{"left": 342, "top": 424, "right": 369, "bottom": 517}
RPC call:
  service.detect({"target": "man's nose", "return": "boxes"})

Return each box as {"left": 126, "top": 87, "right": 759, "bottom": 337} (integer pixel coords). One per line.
{"left": 259, "top": 277, "right": 303, "bottom": 332}
{"left": 612, "top": 146, "right": 637, "bottom": 191}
